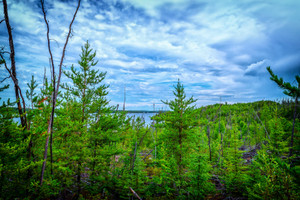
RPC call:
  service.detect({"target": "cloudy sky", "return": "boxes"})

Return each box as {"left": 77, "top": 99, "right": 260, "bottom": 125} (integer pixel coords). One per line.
{"left": 1, "top": 0, "right": 299, "bottom": 110}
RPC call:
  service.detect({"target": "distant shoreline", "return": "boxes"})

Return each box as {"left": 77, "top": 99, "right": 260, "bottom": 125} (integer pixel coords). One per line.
{"left": 7, "top": 107, "right": 167, "bottom": 114}
{"left": 114, "top": 110, "right": 167, "bottom": 113}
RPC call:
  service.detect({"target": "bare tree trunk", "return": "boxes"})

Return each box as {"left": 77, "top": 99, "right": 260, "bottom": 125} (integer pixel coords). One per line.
{"left": 253, "top": 110, "right": 270, "bottom": 140}
{"left": 289, "top": 94, "right": 298, "bottom": 158}
{"left": 77, "top": 161, "right": 81, "bottom": 198}
{"left": 132, "top": 129, "right": 149, "bottom": 172}
{"left": 123, "top": 86, "right": 126, "bottom": 111}
{"left": 179, "top": 127, "right": 183, "bottom": 175}
{"left": 40, "top": 0, "right": 81, "bottom": 185}
{"left": 218, "top": 104, "right": 223, "bottom": 165}
{"left": 132, "top": 141, "right": 137, "bottom": 173}
{"left": 2, "top": 0, "right": 27, "bottom": 128}
{"left": 207, "top": 125, "right": 211, "bottom": 162}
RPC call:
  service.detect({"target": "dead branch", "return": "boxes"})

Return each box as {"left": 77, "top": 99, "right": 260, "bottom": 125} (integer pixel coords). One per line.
{"left": 39, "top": 0, "right": 81, "bottom": 186}
{"left": 138, "top": 128, "right": 150, "bottom": 147}
{"left": 56, "top": 0, "right": 81, "bottom": 96}
{"left": 142, "top": 149, "right": 153, "bottom": 160}
{"left": 129, "top": 187, "right": 142, "bottom": 200}
{"left": 132, "top": 128, "right": 150, "bottom": 171}
{"left": 132, "top": 141, "right": 137, "bottom": 172}
{"left": 0, "top": 75, "right": 10, "bottom": 83}
{"left": 40, "top": 0, "right": 56, "bottom": 177}
{"left": 0, "top": 50, "right": 10, "bottom": 54}
{"left": 40, "top": 0, "right": 55, "bottom": 89}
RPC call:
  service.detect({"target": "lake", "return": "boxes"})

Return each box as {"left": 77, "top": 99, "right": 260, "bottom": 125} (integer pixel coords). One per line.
{"left": 13, "top": 112, "right": 160, "bottom": 126}
{"left": 126, "top": 112, "right": 157, "bottom": 126}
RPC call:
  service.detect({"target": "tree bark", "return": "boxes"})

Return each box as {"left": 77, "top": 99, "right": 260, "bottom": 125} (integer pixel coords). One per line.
{"left": 40, "top": 0, "right": 81, "bottom": 185}
{"left": 2, "top": 0, "right": 27, "bottom": 128}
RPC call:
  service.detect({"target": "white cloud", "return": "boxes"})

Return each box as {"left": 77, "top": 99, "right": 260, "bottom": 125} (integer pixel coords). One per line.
{"left": 245, "top": 60, "right": 267, "bottom": 76}
{"left": 1, "top": 0, "right": 298, "bottom": 110}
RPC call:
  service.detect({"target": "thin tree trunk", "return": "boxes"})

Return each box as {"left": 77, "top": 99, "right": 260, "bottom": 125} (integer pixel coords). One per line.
{"left": 253, "top": 110, "right": 270, "bottom": 140}
{"left": 289, "top": 95, "right": 298, "bottom": 158}
{"left": 207, "top": 125, "right": 211, "bottom": 162}
{"left": 40, "top": 119, "right": 52, "bottom": 184}
{"left": 142, "top": 149, "right": 153, "bottom": 160}
{"left": 123, "top": 86, "right": 126, "bottom": 111}
{"left": 179, "top": 127, "right": 183, "bottom": 175}
{"left": 218, "top": 104, "right": 223, "bottom": 164}
{"left": 77, "top": 161, "right": 81, "bottom": 198}
{"left": 155, "top": 129, "right": 157, "bottom": 159}
{"left": 92, "top": 141, "right": 97, "bottom": 173}
{"left": 50, "top": 131, "right": 53, "bottom": 175}
{"left": 132, "top": 141, "right": 137, "bottom": 172}
{"left": 40, "top": 0, "right": 81, "bottom": 185}
{"left": 2, "top": 0, "right": 27, "bottom": 128}
{"left": 40, "top": 0, "right": 56, "bottom": 180}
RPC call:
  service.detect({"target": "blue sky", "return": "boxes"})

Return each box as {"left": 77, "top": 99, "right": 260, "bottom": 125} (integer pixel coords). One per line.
{"left": 1, "top": 0, "right": 300, "bottom": 110}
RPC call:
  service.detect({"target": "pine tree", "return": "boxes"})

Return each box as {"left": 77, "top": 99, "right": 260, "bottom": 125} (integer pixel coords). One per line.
{"left": 267, "top": 66, "right": 299, "bottom": 158}
{"left": 160, "top": 79, "right": 198, "bottom": 194}
{"left": 62, "top": 40, "right": 108, "bottom": 123}
{"left": 0, "top": 82, "right": 30, "bottom": 198}
{"left": 26, "top": 75, "right": 38, "bottom": 110}
{"left": 60, "top": 41, "right": 127, "bottom": 197}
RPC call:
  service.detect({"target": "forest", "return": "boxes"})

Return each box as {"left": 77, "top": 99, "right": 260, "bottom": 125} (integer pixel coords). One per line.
{"left": 1, "top": 0, "right": 300, "bottom": 199}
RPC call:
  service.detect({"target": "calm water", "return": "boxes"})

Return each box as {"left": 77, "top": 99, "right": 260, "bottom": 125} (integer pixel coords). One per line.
{"left": 13, "top": 112, "right": 158, "bottom": 126}
{"left": 126, "top": 112, "right": 157, "bottom": 126}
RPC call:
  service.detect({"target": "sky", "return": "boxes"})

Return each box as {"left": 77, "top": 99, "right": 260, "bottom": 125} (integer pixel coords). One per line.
{"left": 1, "top": 0, "right": 300, "bottom": 110}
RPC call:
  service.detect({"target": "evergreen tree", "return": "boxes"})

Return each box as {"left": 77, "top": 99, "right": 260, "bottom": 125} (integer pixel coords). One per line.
{"left": 267, "top": 66, "right": 299, "bottom": 158}
{"left": 159, "top": 79, "right": 199, "bottom": 195}
{"left": 26, "top": 75, "right": 38, "bottom": 110}
{"left": 222, "top": 125, "right": 249, "bottom": 197}
{"left": 60, "top": 41, "right": 127, "bottom": 198}
{"left": 62, "top": 40, "right": 108, "bottom": 122}
{"left": 248, "top": 150, "right": 299, "bottom": 199}
{"left": 0, "top": 83, "right": 30, "bottom": 198}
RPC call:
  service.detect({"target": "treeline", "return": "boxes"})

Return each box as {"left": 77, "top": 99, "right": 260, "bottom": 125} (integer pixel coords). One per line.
{"left": 1, "top": 0, "right": 299, "bottom": 199}
{"left": 0, "top": 41, "right": 299, "bottom": 199}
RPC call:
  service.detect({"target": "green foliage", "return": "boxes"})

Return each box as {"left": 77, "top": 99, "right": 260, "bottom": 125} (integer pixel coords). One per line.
{"left": 247, "top": 151, "right": 299, "bottom": 199}
{"left": 222, "top": 125, "right": 249, "bottom": 197}
{"left": 160, "top": 79, "right": 197, "bottom": 175}
{"left": 187, "top": 141, "right": 214, "bottom": 199}
{"left": 0, "top": 89, "right": 32, "bottom": 199}
{"left": 1, "top": 44, "right": 299, "bottom": 199}
{"left": 26, "top": 75, "right": 38, "bottom": 108}
{"left": 266, "top": 66, "right": 300, "bottom": 98}
{"left": 62, "top": 40, "right": 108, "bottom": 122}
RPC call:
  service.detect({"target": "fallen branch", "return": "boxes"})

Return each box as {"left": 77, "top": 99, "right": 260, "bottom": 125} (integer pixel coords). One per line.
{"left": 142, "top": 149, "right": 153, "bottom": 160}
{"left": 129, "top": 187, "right": 142, "bottom": 200}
